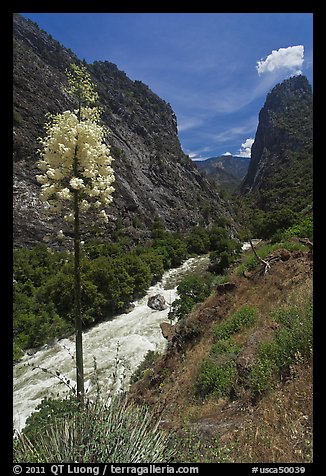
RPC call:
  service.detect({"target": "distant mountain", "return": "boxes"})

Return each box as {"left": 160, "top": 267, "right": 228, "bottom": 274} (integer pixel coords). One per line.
{"left": 240, "top": 75, "right": 313, "bottom": 214}
{"left": 13, "top": 14, "right": 232, "bottom": 247}
{"left": 195, "top": 155, "right": 250, "bottom": 193}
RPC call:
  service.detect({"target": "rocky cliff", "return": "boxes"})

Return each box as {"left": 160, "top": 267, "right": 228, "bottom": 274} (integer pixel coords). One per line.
{"left": 13, "top": 14, "right": 231, "bottom": 247}
{"left": 241, "top": 75, "right": 313, "bottom": 213}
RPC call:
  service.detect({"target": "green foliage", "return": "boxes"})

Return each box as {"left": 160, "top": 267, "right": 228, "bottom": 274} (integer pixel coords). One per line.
{"left": 13, "top": 221, "right": 236, "bottom": 358}
{"left": 14, "top": 393, "right": 174, "bottom": 463}
{"left": 130, "top": 350, "right": 159, "bottom": 384}
{"left": 186, "top": 226, "right": 210, "bottom": 255}
{"left": 142, "top": 251, "right": 165, "bottom": 283}
{"left": 211, "top": 338, "right": 242, "bottom": 356}
{"left": 195, "top": 309, "right": 247, "bottom": 399}
{"left": 250, "top": 207, "right": 299, "bottom": 239}
{"left": 248, "top": 303, "right": 313, "bottom": 397}
{"left": 150, "top": 217, "right": 166, "bottom": 240}
{"left": 194, "top": 306, "right": 256, "bottom": 399}
{"left": 13, "top": 279, "right": 73, "bottom": 352}
{"left": 195, "top": 355, "right": 237, "bottom": 399}
{"left": 207, "top": 226, "right": 241, "bottom": 275}
{"left": 22, "top": 396, "right": 80, "bottom": 442}
{"left": 153, "top": 234, "right": 187, "bottom": 269}
{"left": 213, "top": 305, "right": 257, "bottom": 341}
{"left": 168, "top": 275, "right": 212, "bottom": 322}
{"left": 281, "top": 216, "right": 313, "bottom": 241}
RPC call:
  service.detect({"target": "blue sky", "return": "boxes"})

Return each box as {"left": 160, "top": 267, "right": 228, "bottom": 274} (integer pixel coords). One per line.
{"left": 20, "top": 13, "right": 313, "bottom": 160}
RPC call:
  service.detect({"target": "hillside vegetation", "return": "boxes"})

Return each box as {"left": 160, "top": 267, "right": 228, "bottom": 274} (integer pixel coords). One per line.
{"left": 130, "top": 238, "right": 313, "bottom": 463}
{"left": 14, "top": 234, "right": 313, "bottom": 463}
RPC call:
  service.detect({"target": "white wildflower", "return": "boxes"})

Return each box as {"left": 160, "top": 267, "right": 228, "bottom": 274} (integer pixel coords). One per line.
{"left": 69, "top": 177, "right": 85, "bottom": 190}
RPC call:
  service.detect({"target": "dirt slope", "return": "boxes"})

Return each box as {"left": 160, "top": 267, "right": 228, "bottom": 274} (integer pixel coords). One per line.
{"left": 131, "top": 248, "right": 313, "bottom": 463}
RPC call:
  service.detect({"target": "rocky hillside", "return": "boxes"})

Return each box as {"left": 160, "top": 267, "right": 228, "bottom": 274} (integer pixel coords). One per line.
{"left": 240, "top": 75, "right": 313, "bottom": 214}
{"left": 13, "top": 14, "right": 231, "bottom": 247}
{"left": 195, "top": 155, "right": 250, "bottom": 193}
{"left": 131, "top": 243, "right": 313, "bottom": 462}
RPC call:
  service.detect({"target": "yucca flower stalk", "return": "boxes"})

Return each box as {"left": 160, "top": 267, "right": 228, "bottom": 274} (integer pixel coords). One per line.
{"left": 36, "top": 63, "right": 115, "bottom": 401}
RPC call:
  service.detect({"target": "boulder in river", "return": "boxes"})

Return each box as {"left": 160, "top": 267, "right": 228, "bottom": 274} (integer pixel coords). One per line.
{"left": 147, "top": 294, "right": 168, "bottom": 311}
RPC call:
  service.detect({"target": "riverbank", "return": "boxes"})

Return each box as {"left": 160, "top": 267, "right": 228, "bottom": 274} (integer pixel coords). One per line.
{"left": 13, "top": 255, "right": 209, "bottom": 432}
{"left": 130, "top": 246, "right": 313, "bottom": 463}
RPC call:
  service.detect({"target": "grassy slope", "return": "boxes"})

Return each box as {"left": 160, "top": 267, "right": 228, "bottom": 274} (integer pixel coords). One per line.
{"left": 130, "top": 244, "right": 313, "bottom": 463}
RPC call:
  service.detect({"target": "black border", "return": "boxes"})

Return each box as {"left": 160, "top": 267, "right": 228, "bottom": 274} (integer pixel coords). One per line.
{"left": 8, "top": 1, "right": 320, "bottom": 472}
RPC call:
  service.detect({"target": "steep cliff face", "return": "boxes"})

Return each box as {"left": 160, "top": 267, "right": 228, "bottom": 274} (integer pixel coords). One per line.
{"left": 13, "top": 14, "right": 231, "bottom": 247}
{"left": 241, "top": 75, "right": 313, "bottom": 213}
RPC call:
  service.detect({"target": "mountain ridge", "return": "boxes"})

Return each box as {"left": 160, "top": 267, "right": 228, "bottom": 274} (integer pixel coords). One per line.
{"left": 195, "top": 155, "right": 250, "bottom": 193}
{"left": 240, "top": 75, "right": 313, "bottom": 215}
{"left": 13, "top": 14, "right": 232, "bottom": 247}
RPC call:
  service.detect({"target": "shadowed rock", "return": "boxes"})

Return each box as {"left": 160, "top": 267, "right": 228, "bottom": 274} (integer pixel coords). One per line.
{"left": 147, "top": 294, "right": 167, "bottom": 311}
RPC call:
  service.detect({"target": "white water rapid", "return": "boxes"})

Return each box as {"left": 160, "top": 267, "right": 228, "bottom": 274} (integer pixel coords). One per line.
{"left": 13, "top": 255, "right": 209, "bottom": 432}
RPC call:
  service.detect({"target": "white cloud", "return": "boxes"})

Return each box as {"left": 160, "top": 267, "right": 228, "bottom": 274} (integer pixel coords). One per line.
{"left": 177, "top": 116, "right": 205, "bottom": 132}
{"left": 236, "top": 138, "right": 254, "bottom": 158}
{"left": 222, "top": 151, "right": 232, "bottom": 156}
{"left": 186, "top": 146, "right": 212, "bottom": 161}
{"left": 256, "top": 45, "right": 304, "bottom": 76}
{"left": 210, "top": 117, "right": 258, "bottom": 144}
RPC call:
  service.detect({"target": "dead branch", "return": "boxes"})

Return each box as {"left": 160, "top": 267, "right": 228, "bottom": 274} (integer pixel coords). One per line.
{"left": 249, "top": 239, "right": 271, "bottom": 275}
{"left": 298, "top": 238, "right": 313, "bottom": 250}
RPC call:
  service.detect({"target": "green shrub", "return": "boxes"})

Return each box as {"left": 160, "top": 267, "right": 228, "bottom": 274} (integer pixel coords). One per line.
{"left": 130, "top": 350, "right": 159, "bottom": 384}
{"left": 195, "top": 355, "right": 237, "bottom": 399}
{"left": 168, "top": 275, "right": 212, "bottom": 322}
{"left": 281, "top": 216, "right": 313, "bottom": 241}
{"left": 211, "top": 338, "right": 242, "bottom": 356}
{"left": 248, "top": 352, "right": 277, "bottom": 396}
{"left": 186, "top": 226, "right": 210, "bottom": 255}
{"left": 248, "top": 303, "right": 312, "bottom": 397}
{"left": 213, "top": 305, "right": 257, "bottom": 341}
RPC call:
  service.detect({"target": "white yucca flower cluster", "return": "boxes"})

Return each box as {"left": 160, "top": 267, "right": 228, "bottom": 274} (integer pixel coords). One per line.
{"left": 36, "top": 64, "right": 115, "bottom": 230}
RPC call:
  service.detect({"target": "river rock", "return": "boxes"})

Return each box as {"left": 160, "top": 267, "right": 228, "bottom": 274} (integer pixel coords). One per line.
{"left": 147, "top": 294, "right": 168, "bottom": 311}
{"left": 160, "top": 322, "right": 174, "bottom": 341}
{"left": 124, "top": 303, "right": 135, "bottom": 314}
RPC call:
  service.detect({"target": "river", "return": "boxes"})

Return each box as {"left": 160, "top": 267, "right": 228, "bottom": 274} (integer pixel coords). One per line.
{"left": 13, "top": 255, "right": 210, "bottom": 432}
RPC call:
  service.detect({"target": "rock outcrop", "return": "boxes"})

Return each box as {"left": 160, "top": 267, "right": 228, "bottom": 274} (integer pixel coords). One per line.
{"left": 13, "top": 14, "right": 232, "bottom": 247}
{"left": 241, "top": 75, "right": 313, "bottom": 214}
{"left": 160, "top": 322, "right": 174, "bottom": 341}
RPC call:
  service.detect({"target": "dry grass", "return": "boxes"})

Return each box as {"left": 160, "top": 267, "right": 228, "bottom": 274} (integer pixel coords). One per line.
{"left": 224, "top": 359, "right": 313, "bottom": 463}
{"left": 131, "top": 250, "right": 313, "bottom": 463}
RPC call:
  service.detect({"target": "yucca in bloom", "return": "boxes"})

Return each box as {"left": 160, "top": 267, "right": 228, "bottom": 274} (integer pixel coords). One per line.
{"left": 36, "top": 91, "right": 115, "bottom": 227}
{"left": 36, "top": 63, "right": 115, "bottom": 400}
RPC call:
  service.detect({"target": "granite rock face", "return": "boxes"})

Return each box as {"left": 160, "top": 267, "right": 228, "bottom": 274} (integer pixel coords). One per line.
{"left": 147, "top": 294, "right": 168, "bottom": 311}
{"left": 13, "top": 14, "right": 232, "bottom": 247}
{"left": 240, "top": 75, "right": 313, "bottom": 214}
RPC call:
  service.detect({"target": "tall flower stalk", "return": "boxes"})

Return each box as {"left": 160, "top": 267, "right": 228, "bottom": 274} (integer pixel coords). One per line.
{"left": 36, "top": 63, "right": 115, "bottom": 401}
